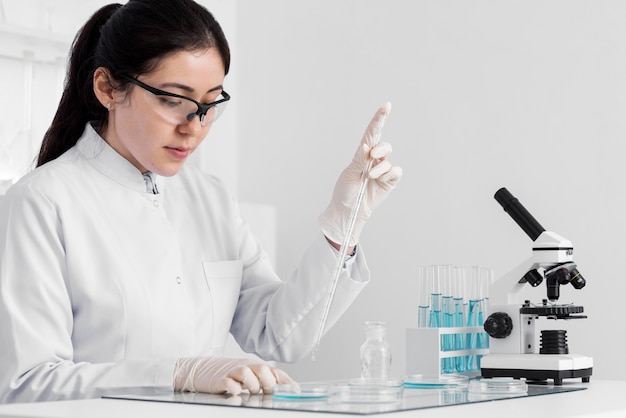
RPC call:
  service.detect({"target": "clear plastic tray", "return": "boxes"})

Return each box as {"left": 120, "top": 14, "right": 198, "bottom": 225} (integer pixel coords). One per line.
{"left": 272, "top": 383, "right": 329, "bottom": 400}
{"left": 327, "top": 378, "right": 404, "bottom": 403}
{"left": 403, "top": 374, "right": 469, "bottom": 389}
{"left": 468, "top": 378, "right": 528, "bottom": 394}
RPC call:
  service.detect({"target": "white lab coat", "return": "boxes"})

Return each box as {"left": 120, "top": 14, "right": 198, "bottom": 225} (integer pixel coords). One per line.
{"left": 0, "top": 123, "right": 369, "bottom": 403}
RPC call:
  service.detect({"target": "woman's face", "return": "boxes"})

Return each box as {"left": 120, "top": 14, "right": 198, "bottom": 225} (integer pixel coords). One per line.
{"left": 103, "top": 48, "right": 226, "bottom": 176}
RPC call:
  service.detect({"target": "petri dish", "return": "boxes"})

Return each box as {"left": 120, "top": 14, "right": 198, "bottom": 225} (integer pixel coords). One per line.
{"left": 348, "top": 378, "right": 405, "bottom": 387}
{"left": 272, "top": 383, "right": 329, "bottom": 400}
{"left": 403, "top": 374, "right": 469, "bottom": 389}
{"left": 468, "top": 378, "right": 528, "bottom": 394}
{"left": 328, "top": 378, "right": 404, "bottom": 403}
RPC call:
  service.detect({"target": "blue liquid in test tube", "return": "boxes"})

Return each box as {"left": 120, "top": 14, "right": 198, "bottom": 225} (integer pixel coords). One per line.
{"left": 466, "top": 266, "right": 489, "bottom": 371}
{"left": 466, "top": 298, "right": 481, "bottom": 371}
{"left": 429, "top": 292, "right": 441, "bottom": 328}
{"left": 453, "top": 296, "right": 466, "bottom": 373}
{"left": 475, "top": 299, "right": 487, "bottom": 367}
{"left": 442, "top": 294, "right": 454, "bottom": 373}
{"left": 473, "top": 268, "right": 492, "bottom": 368}
{"left": 429, "top": 290, "right": 442, "bottom": 371}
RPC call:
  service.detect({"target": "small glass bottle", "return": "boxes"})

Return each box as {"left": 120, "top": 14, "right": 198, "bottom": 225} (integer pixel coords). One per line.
{"left": 360, "top": 321, "right": 391, "bottom": 379}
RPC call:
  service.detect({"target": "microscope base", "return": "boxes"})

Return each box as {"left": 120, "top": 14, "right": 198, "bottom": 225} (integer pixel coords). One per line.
{"left": 480, "top": 353, "right": 593, "bottom": 386}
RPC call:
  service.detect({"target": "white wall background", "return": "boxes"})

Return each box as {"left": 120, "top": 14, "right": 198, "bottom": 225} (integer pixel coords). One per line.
{"left": 2, "top": 0, "right": 625, "bottom": 384}
{"left": 235, "top": 0, "right": 626, "bottom": 382}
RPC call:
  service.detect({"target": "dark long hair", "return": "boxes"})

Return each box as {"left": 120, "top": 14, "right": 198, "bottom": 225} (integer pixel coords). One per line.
{"left": 37, "top": 0, "right": 230, "bottom": 167}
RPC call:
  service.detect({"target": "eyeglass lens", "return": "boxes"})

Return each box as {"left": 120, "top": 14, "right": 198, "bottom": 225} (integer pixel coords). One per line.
{"left": 143, "top": 90, "right": 228, "bottom": 126}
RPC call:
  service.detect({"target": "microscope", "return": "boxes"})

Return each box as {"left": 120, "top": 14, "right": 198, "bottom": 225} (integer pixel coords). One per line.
{"left": 480, "top": 188, "right": 593, "bottom": 385}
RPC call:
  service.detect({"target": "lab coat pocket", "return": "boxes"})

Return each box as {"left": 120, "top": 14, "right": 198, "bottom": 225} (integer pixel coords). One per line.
{"left": 201, "top": 260, "right": 243, "bottom": 349}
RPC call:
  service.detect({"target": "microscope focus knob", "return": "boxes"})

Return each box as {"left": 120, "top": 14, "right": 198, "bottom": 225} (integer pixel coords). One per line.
{"left": 484, "top": 312, "right": 513, "bottom": 339}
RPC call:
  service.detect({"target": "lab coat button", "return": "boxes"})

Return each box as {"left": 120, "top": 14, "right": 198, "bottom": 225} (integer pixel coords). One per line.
{"left": 153, "top": 200, "right": 159, "bottom": 207}
{"left": 176, "top": 276, "right": 182, "bottom": 284}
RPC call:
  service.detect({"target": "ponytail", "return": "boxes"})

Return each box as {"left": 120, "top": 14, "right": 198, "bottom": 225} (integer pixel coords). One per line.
{"left": 37, "top": 4, "right": 122, "bottom": 167}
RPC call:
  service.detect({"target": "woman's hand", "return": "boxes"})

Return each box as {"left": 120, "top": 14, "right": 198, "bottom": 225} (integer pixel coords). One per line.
{"left": 319, "top": 102, "right": 403, "bottom": 247}
{"left": 174, "top": 357, "right": 296, "bottom": 395}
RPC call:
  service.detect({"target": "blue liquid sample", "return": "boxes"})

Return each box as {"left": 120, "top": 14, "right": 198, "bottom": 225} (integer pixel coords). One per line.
{"left": 476, "top": 307, "right": 487, "bottom": 368}
{"left": 429, "top": 293, "right": 442, "bottom": 328}
{"left": 441, "top": 296, "right": 454, "bottom": 373}
{"left": 453, "top": 297, "right": 466, "bottom": 373}
{"left": 466, "top": 299, "right": 481, "bottom": 371}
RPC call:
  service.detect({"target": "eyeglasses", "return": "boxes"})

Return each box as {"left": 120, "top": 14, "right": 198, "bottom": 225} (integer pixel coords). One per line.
{"left": 119, "top": 74, "right": 230, "bottom": 126}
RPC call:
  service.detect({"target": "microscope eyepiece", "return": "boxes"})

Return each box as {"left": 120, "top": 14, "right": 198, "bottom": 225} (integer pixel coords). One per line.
{"left": 494, "top": 187, "right": 546, "bottom": 241}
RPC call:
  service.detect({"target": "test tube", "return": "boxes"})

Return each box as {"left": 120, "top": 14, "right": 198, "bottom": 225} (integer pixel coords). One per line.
{"left": 441, "top": 265, "right": 455, "bottom": 373}
{"left": 481, "top": 267, "right": 493, "bottom": 319}
{"left": 466, "top": 266, "right": 482, "bottom": 371}
{"left": 453, "top": 266, "right": 466, "bottom": 373}
{"left": 476, "top": 267, "right": 493, "bottom": 357}
{"left": 417, "top": 266, "right": 430, "bottom": 328}
{"left": 466, "top": 266, "right": 492, "bottom": 371}
{"left": 428, "top": 266, "right": 442, "bottom": 328}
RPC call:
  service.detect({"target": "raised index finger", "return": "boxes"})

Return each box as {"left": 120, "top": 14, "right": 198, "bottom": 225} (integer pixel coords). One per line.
{"left": 361, "top": 101, "right": 392, "bottom": 149}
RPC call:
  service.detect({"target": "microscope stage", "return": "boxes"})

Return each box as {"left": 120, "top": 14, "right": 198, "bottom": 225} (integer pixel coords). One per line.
{"left": 481, "top": 353, "right": 593, "bottom": 385}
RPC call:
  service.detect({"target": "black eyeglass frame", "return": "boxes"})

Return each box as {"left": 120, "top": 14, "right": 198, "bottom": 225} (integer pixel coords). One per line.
{"left": 118, "top": 74, "right": 231, "bottom": 123}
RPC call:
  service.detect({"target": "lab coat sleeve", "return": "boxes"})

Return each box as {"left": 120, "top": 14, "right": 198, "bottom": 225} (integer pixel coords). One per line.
{"left": 0, "top": 184, "right": 176, "bottom": 403}
{"left": 230, "top": 225, "right": 370, "bottom": 363}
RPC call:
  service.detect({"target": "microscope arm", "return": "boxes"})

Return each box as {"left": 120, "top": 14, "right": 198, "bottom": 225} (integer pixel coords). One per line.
{"left": 489, "top": 256, "right": 539, "bottom": 306}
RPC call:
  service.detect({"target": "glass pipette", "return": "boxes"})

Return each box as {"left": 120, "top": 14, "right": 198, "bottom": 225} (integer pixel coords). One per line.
{"left": 311, "top": 103, "right": 391, "bottom": 361}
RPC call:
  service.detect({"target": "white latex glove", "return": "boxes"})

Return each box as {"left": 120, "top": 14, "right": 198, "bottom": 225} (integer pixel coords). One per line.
{"left": 318, "top": 102, "right": 403, "bottom": 247}
{"left": 173, "top": 357, "right": 296, "bottom": 395}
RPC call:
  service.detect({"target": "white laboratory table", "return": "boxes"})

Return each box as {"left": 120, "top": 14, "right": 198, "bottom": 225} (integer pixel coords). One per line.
{"left": 0, "top": 380, "right": 624, "bottom": 418}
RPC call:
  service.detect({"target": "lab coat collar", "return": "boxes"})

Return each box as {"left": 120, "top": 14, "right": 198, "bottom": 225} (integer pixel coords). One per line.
{"left": 75, "top": 122, "right": 159, "bottom": 194}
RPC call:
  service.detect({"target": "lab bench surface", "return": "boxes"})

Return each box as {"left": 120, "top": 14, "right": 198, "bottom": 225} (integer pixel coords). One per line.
{"left": 0, "top": 379, "right": 624, "bottom": 418}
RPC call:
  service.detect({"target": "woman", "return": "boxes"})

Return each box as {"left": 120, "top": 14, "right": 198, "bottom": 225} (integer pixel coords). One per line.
{"left": 0, "top": 0, "right": 402, "bottom": 403}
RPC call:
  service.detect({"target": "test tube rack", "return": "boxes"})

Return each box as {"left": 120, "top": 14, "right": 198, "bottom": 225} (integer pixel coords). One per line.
{"left": 405, "top": 327, "right": 489, "bottom": 376}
